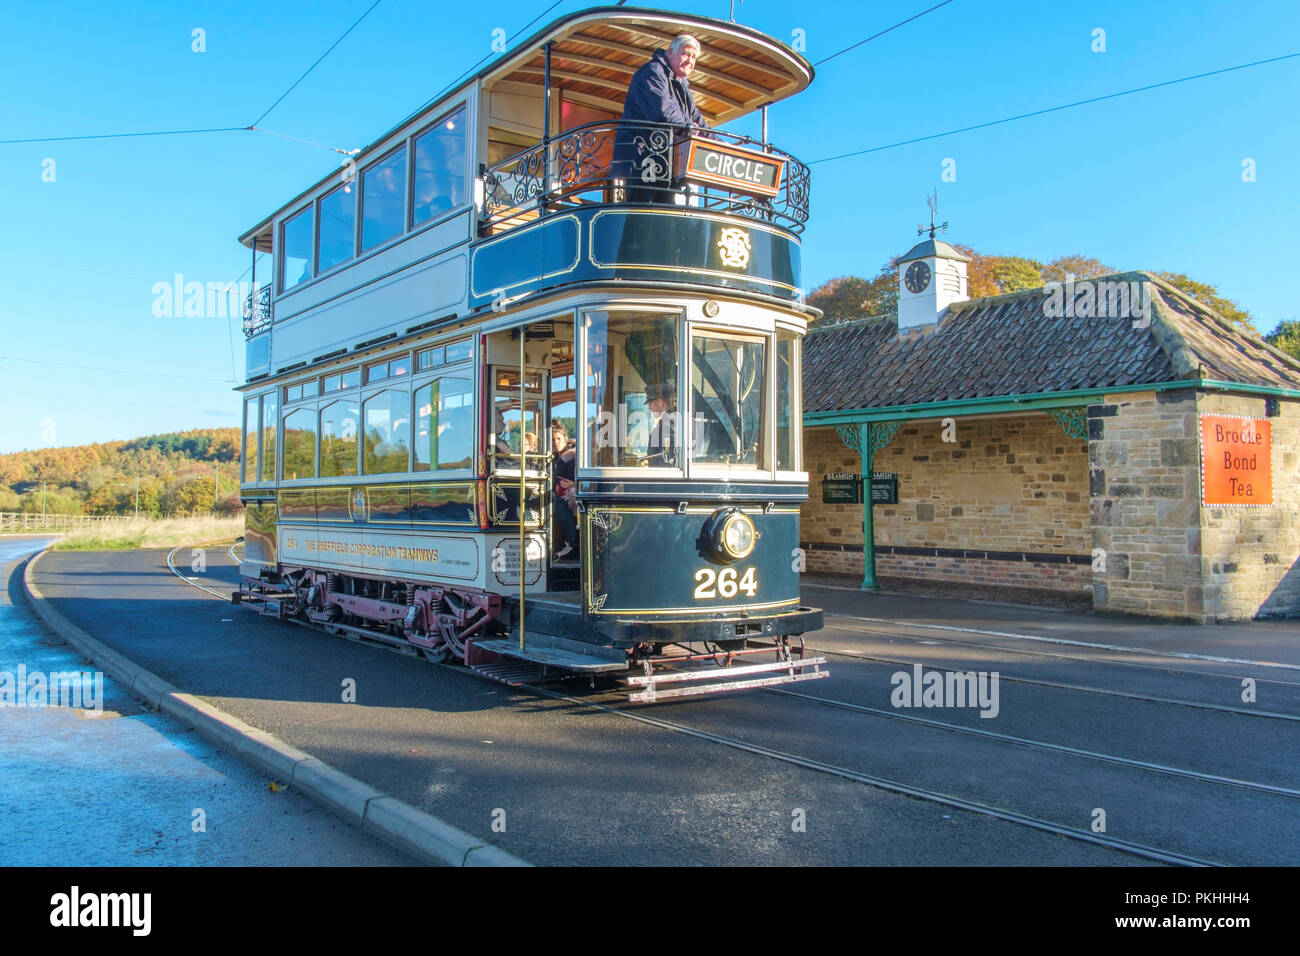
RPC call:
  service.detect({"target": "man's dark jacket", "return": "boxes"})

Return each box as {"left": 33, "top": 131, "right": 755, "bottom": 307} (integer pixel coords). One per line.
{"left": 611, "top": 48, "right": 709, "bottom": 186}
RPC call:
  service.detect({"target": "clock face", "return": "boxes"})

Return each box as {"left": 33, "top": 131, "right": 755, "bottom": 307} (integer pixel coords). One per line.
{"left": 905, "top": 261, "right": 931, "bottom": 294}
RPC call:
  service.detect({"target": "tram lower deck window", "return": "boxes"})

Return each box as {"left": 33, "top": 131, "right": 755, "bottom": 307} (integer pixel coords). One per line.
{"left": 582, "top": 310, "right": 679, "bottom": 469}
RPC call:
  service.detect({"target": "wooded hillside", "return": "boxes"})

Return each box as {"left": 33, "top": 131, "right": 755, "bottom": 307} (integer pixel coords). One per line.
{"left": 0, "top": 428, "right": 243, "bottom": 517}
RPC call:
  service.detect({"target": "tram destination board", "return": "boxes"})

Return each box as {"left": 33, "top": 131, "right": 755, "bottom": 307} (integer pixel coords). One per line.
{"left": 675, "top": 135, "right": 784, "bottom": 198}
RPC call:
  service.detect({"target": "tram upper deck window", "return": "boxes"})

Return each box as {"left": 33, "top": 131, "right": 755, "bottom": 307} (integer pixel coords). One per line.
{"left": 582, "top": 310, "right": 679, "bottom": 469}
{"left": 691, "top": 332, "right": 767, "bottom": 471}
{"left": 281, "top": 207, "right": 314, "bottom": 292}
{"left": 361, "top": 146, "right": 407, "bottom": 252}
{"left": 317, "top": 183, "right": 356, "bottom": 274}
{"left": 414, "top": 376, "right": 473, "bottom": 472}
{"left": 412, "top": 107, "right": 467, "bottom": 226}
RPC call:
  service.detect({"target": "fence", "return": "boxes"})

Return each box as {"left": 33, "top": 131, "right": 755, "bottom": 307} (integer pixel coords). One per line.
{"left": 0, "top": 512, "right": 135, "bottom": 533}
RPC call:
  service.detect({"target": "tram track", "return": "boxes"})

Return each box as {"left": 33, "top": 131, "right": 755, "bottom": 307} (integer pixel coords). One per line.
{"left": 161, "top": 543, "right": 1242, "bottom": 867}
{"left": 763, "top": 687, "right": 1300, "bottom": 801}
{"left": 516, "top": 680, "right": 1222, "bottom": 867}
{"left": 819, "top": 611, "right": 1300, "bottom": 687}
{"left": 796, "top": 633, "right": 1300, "bottom": 723}
{"left": 816, "top": 607, "right": 1300, "bottom": 674}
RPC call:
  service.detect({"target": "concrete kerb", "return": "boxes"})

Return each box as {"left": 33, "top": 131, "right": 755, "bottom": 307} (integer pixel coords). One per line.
{"left": 20, "top": 549, "right": 532, "bottom": 868}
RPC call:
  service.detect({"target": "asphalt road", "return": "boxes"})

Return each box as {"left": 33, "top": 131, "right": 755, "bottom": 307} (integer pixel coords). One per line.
{"left": 23, "top": 543, "right": 1300, "bottom": 866}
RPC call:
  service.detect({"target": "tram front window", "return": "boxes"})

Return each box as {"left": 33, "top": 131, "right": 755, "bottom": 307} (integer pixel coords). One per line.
{"left": 582, "top": 310, "right": 679, "bottom": 468}
{"left": 690, "top": 332, "right": 767, "bottom": 470}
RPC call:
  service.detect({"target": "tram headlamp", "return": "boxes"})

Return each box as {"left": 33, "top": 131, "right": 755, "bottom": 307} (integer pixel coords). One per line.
{"left": 716, "top": 510, "right": 756, "bottom": 561}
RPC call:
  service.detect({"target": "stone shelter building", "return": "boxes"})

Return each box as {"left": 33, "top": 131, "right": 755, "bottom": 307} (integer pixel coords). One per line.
{"left": 801, "top": 239, "right": 1300, "bottom": 622}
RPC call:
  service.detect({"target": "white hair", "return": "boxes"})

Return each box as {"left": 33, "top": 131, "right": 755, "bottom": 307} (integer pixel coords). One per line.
{"left": 669, "top": 34, "right": 701, "bottom": 54}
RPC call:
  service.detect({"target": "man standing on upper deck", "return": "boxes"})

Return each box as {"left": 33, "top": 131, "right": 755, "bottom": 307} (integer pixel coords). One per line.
{"left": 613, "top": 34, "right": 711, "bottom": 204}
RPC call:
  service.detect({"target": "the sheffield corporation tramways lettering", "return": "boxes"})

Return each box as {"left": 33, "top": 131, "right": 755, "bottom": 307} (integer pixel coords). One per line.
{"left": 283, "top": 535, "right": 439, "bottom": 563}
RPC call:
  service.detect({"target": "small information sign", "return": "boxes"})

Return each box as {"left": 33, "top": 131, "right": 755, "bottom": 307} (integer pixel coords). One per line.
{"left": 869, "top": 472, "right": 899, "bottom": 504}
{"left": 822, "top": 472, "right": 861, "bottom": 504}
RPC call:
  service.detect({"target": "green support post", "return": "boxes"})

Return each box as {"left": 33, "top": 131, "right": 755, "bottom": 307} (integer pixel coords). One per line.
{"left": 835, "top": 421, "right": 900, "bottom": 591}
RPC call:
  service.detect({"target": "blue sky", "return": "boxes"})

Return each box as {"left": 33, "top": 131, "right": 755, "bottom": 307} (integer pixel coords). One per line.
{"left": 1, "top": 0, "right": 1296, "bottom": 453}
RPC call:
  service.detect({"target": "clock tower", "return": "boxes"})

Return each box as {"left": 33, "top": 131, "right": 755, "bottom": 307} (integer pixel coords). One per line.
{"left": 896, "top": 238, "right": 970, "bottom": 332}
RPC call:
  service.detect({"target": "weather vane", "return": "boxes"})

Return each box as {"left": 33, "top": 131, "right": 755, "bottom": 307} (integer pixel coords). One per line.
{"left": 918, "top": 189, "right": 949, "bottom": 239}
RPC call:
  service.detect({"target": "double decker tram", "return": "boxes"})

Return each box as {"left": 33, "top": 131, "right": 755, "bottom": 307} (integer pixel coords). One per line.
{"left": 235, "top": 6, "right": 826, "bottom": 700}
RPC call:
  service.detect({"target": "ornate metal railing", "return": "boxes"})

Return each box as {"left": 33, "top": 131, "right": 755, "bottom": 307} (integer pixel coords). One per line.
{"left": 479, "top": 120, "right": 810, "bottom": 235}
{"left": 242, "top": 283, "right": 271, "bottom": 338}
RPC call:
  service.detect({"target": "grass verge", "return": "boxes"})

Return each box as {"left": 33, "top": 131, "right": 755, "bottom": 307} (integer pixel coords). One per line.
{"left": 51, "top": 516, "right": 244, "bottom": 552}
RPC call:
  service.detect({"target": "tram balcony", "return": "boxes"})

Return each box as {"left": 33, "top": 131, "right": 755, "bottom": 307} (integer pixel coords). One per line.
{"left": 472, "top": 121, "right": 810, "bottom": 307}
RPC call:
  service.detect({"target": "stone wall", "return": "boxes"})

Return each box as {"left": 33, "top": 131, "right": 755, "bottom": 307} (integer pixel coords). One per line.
{"left": 1089, "top": 389, "right": 1300, "bottom": 621}
{"left": 802, "top": 414, "right": 1092, "bottom": 592}
{"left": 1087, "top": 389, "right": 1201, "bottom": 618}
{"left": 1197, "top": 393, "right": 1299, "bottom": 620}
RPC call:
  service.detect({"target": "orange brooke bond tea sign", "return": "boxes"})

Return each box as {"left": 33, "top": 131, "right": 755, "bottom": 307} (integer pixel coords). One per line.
{"left": 1200, "top": 414, "right": 1272, "bottom": 505}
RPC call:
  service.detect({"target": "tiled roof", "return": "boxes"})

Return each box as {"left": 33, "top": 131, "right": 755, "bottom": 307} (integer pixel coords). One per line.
{"left": 803, "top": 271, "right": 1300, "bottom": 414}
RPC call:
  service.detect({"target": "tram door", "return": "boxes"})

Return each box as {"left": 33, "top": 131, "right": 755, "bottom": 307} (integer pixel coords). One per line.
{"left": 486, "top": 327, "right": 552, "bottom": 597}
{"left": 487, "top": 321, "right": 582, "bottom": 595}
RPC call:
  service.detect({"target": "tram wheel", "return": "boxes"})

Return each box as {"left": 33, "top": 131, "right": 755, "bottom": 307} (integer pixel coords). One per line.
{"left": 419, "top": 644, "right": 450, "bottom": 663}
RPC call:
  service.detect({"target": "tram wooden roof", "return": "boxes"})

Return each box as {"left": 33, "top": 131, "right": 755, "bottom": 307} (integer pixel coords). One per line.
{"left": 240, "top": 6, "right": 812, "bottom": 249}
{"left": 485, "top": 7, "right": 814, "bottom": 126}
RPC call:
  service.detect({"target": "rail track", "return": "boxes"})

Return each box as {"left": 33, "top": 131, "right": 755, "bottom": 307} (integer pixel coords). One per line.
{"left": 150, "top": 544, "right": 1300, "bottom": 866}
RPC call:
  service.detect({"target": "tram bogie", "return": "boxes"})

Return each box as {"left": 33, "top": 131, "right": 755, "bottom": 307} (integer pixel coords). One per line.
{"left": 233, "top": 6, "right": 826, "bottom": 698}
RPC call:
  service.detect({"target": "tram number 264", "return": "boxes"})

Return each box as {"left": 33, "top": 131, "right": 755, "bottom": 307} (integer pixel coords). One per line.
{"left": 693, "top": 567, "right": 758, "bottom": 600}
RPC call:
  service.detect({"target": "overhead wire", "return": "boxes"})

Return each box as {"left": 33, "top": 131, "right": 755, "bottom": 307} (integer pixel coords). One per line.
{"left": 251, "top": 0, "right": 386, "bottom": 126}
{"left": 813, "top": 0, "right": 956, "bottom": 67}
{"left": 812, "top": 50, "right": 1300, "bottom": 164}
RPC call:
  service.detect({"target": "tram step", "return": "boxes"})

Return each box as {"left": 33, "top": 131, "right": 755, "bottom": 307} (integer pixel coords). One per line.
{"left": 468, "top": 660, "right": 549, "bottom": 686}
{"left": 473, "top": 633, "right": 629, "bottom": 673}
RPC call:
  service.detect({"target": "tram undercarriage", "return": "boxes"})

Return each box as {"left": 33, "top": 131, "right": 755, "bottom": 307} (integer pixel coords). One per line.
{"left": 233, "top": 566, "right": 826, "bottom": 702}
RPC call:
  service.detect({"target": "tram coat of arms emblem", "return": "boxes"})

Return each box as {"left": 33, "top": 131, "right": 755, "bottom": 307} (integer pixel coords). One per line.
{"left": 717, "top": 227, "right": 752, "bottom": 269}
{"left": 349, "top": 488, "right": 368, "bottom": 523}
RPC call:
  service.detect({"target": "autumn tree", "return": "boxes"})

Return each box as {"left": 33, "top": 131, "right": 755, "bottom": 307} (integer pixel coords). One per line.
{"left": 1041, "top": 255, "right": 1115, "bottom": 283}
{"left": 167, "top": 476, "right": 217, "bottom": 516}
{"left": 1265, "top": 319, "right": 1300, "bottom": 361}
{"left": 806, "top": 269, "right": 898, "bottom": 322}
{"left": 991, "top": 257, "right": 1045, "bottom": 293}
